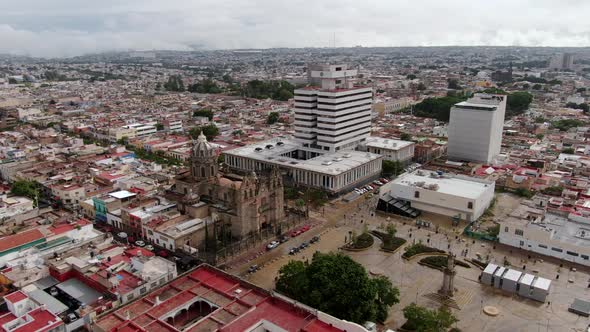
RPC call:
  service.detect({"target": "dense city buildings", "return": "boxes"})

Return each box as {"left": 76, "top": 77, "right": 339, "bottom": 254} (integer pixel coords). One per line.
{"left": 0, "top": 44, "right": 590, "bottom": 331}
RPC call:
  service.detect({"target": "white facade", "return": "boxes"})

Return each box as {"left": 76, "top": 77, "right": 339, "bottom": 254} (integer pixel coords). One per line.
{"left": 389, "top": 170, "right": 495, "bottom": 222}
{"left": 293, "top": 64, "right": 373, "bottom": 152}
{"left": 447, "top": 94, "right": 506, "bottom": 163}
{"left": 480, "top": 264, "right": 550, "bottom": 302}
{"left": 223, "top": 139, "right": 382, "bottom": 194}
{"left": 499, "top": 210, "right": 590, "bottom": 267}
{"left": 361, "top": 137, "right": 415, "bottom": 165}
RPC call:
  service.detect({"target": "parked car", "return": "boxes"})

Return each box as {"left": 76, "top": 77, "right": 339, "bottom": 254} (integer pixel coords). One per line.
{"left": 248, "top": 265, "right": 259, "bottom": 273}
{"left": 299, "top": 242, "right": 308, "bottom": 250}
{"left": 267, "top": 240, "right": 280, "bottom": 250}
{"left": 145, "top": 245, "right": 154, "bottom": 251}
{"left": 310, "top": 236, "right": 320, "bottom": 244}
{"left": 135, "top": 240, "right": 146, "bottom": 247}
{"left": 279, "top": 235, "right": 289, "bottom": 243}
{"left": 291, "top": 230, "right": 301, "bottom": 237}
{"left": 301, "top": 225, "right": 311, "bottom": 232}
{"left": 289, "top": 247, "right": 300, "bottom": 255}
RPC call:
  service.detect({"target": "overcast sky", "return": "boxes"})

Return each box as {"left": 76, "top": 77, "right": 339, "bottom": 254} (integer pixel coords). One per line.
{"left": 1, "top": 0, "right": 589, "bottom": 58}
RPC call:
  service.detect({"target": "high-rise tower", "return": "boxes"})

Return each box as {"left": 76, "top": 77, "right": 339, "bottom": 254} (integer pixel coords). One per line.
{"left": 293, "top": 64, "right": 373, "bottom": 152}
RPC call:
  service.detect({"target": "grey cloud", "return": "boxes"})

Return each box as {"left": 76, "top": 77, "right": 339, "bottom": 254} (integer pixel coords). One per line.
{"left": 0, "top": 0, "right": 589, "bottom": 57}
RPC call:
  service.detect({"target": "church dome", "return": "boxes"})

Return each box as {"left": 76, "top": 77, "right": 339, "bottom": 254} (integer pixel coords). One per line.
{"left": 192, "top": 132, "right": 215, "bottom": 157}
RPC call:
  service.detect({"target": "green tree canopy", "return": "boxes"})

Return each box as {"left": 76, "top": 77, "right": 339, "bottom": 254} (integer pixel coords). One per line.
{"left": 413, "top": 96, "right": 467, "bottom": 121}
{"left": 164, "top": 75, "right": 185, "bottom": 92}
{"left": 566, "top": 102, "right": 589, "bottom": 113}
{"left": 240, "top": 80, "right": 294, "bottom": 101}
{"left": 189, "top": 124, "right": 219, "bottom": 140}
{"left": 275, "top": 252, "right": 399, "bottom": 324}
{"left": 267, "top": 112, "right": 280, "bottom": 124}
{"left": 11, "top": 180, "right": 40, "bottom": 201}
{"left": 193, "top": 109, "right": 214, "bottom": 120}
{"left": 402, "top": 303, "right": 458, "bottom": 332}
{"left": 187, "top": 79, "right": 222, "bottom": 94}
{"left": 447, "top": 79, "right": 461, "bottom": 90}
{"left": 400, "top": 133, "right": 412, "bottom": 141}
{"left": 553, "top": 119, "right": 585, "bottom": 131}
{"left": 382, "top": 160, "right": 404, "bottom": 177}
{"left": 155, "top": 123, "right": 164, "bottom": 131}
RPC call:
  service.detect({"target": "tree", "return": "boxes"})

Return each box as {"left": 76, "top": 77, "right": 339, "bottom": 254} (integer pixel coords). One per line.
{"left": 187, "top": 79, "right": 222, "bottom": 94}
{"left": 534, "top": 116, "right": 546, "bottom": 123}
{"left": 267, "top": 112, "right": 280, "bottom": 124}
{"left": 386, "top": 224, "right": 397, "bottom": 238}
{"left": 406, "top": 74, "right": 417, "bottom": 80}
{"left": 417, "top": 82, "right": 427, "bottom": 91}
{"left": 189, "top": 124, "right": 219, "bottom": 140}
{"left": 275, "top": 252, "right": 399, "bottom": 324}
{"left": 382, "top": 160, "right": 404, "bottom": 177}
{"left": 532, "top": 83, "right": 543, "bottom": 90}
{"left": 536, "top": 133, "right": 544, "bottom": 140}
{"left": 400, "top": 133, "right": 412, "bottom": 141}
{"left": 193, "top": 109, "right": 214, "bottom": 120}
{"left": 11, "top": 180, "right": 40, "bottom": 203}
{"left": 413, "top": 96, "right": 467, "bottom": 122}
{"left": 566, "top": 102, "right": 589, "bottom": 113}
{"left": 8, "top": 78, "right": 17, "bottom": 84}
{"left": 402, "top": 303, "right": 458, "bottom": 332}
{"left": 164, "top": 75, "right": 185, "bottom": 92}
{"left": 239, "top": 80, "right": 295, "bottom": 101}
{"left": 553, "top": 119, "right": 585, "bottom": 131}
{"left": 155, "top": 123, "right": 164, "bottom": 131}
{"left": 447, "top": 79, "right": 461, "bottom": 90}
{"left": 562, "top": 147, "right": 575, "bottom": 154}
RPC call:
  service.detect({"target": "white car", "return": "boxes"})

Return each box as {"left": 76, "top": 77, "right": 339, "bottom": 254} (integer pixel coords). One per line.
{"left": 118, "top": 232, "right": 127, "bottom": 238}
{"left": 145, "top": 245, "right": 154, "bottom": 251}
{"left": 135, "top": 240, "right": 146, "bottom": 247}
{"left": 267, "top": 241, "right": 280, "bottom": 250}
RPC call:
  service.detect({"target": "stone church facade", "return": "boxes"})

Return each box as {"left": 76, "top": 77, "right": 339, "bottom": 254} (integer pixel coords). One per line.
{"left": 174, "top": 133, "right": 285, "bottom": 239}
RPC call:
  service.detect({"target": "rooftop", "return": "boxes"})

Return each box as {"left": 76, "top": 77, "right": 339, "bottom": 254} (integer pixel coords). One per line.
{"left": 364, "top": 136, "right": 414, "bottom": 150}
{"left": 392, "top": 170, "right": 494, "bottom": 198}
{"left": 0, "top": 229, "right": 44, "bottom": 254}
{"left": 96, "top": 264, "right": 363, "bottom": 332}
{"left": 224, "top": 138, "right": 382, "bottom": 175}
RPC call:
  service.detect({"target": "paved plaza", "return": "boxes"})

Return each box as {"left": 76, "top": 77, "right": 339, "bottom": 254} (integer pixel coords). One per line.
{"left": 236, "top": 194, "right": 590, "bottom": 331}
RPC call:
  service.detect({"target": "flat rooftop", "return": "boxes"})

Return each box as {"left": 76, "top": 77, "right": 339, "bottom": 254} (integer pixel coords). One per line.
{"left": 524, "top": 213, "right": 590, "bottom": 248}
{"left": 224, "top": 139, "right": 382, "bottom": 175}
{"left": 364, "top": 136, "right": 414, "bottom": 151}
{"left": 392, "top": 170, "right": 494, "bottom": 198}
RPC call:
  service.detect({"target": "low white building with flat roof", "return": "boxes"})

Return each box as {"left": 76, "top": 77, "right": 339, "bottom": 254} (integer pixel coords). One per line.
{"left": 223, "top": 138, "right": 382, "bottom": 194}
{"left": 360, "top": 137, "right": 415, "bottom": 165}
{"left": 499, "top": 204, "right": 590, "bottom": 267}
{"left": 387, "top": 170, "right": 495, "bottom": 221}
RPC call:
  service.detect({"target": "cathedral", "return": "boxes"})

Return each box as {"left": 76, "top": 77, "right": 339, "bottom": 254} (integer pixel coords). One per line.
{"left": 174, "top": 132, "right": 285, "bottom": 239}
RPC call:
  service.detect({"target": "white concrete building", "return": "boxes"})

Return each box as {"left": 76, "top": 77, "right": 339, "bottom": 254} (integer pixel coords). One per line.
{"left": 499, "top": 205, "right": 590, "bottom": 267}
{"left": 360, "top": 137, "right": 415, "bottom": 165}
{"left": 293, "top": 64, "right": 373, "bottom": 152}
{"left": 223, "top": 138, "right": 382, "bottom": 194}
{"left": 387, "top": 170, "right": 495, "bottom": 221}
{"left": 447, "top": 94, "right": 507, "bottom": 163}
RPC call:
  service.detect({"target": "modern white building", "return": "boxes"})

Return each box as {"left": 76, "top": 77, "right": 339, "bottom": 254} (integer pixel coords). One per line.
{"left": 223, "top": 138, "right": 382, "bottom": 194}
{"left": 360, "top": 137, "right": 415, "bottom": 165}
{"left": 385, "top": 170, "right": 495, "bottom": 221}
{"left": 447, "top": 94, "right": 506, "bottom": 163}
{"left": 499, "top": 204, "right": 590, "bottom": 267}
{"left": 293, "top": 64, "right": 373, "bottom": 152}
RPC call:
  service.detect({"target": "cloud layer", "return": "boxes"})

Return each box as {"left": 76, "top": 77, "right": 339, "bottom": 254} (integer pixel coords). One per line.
{"left": 1, "top": 0, "right": 590, "bottom": 58}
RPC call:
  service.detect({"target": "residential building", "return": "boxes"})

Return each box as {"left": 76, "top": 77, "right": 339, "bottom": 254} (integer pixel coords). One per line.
{"left": 1, "top": 291, "right": 65, "bottom": 332}
{"left": 447, "top": 94, "right": 507, "bottom": 163}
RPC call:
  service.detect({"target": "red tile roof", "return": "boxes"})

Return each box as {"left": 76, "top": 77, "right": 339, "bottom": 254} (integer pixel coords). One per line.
{"left": 0, "top": 229, "right": 44, "bottom": 253}
{"left": 95, "top": 265, "right": 356, "bottom": 332}
{"left": 4, "top": 291, "right": 27, "bottom": 303}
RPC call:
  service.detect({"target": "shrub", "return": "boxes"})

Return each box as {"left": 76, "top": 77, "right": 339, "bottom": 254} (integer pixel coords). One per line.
{"left": 371, "top": 230, "right": 406, "bottom": 252}
{"left": 352, "top": 232, "right": 374, "bottom": 249}
{"left": 419, "top": 255, "right": 470, "bottom": 270}
{"left": 402, "top": 243, "right": 444, "bottom": 259}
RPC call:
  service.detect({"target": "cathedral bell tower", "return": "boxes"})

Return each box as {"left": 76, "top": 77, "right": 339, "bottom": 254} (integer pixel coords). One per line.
{"left": 191, "top": 132, "right": 218, "bottom": 180}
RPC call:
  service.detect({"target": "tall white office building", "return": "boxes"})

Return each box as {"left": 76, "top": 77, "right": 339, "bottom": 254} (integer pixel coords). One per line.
{"left": 293, "top": 64, "right": 373, "bottom": 152}
{"left": 447, "top": 93, "right": 507, "bottom": 163}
